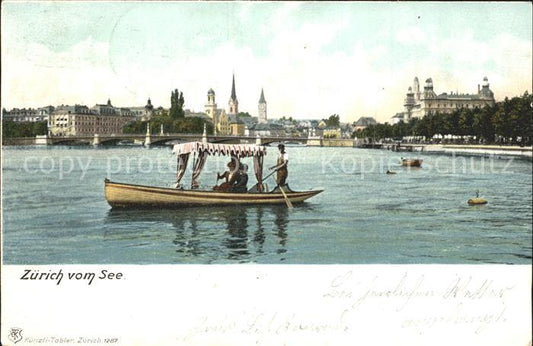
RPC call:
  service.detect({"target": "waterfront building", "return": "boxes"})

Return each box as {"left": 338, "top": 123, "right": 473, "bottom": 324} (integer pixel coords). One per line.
{"left": 49, "top": 102, "right": 134, "bottom": 137}
{"left": 323, "top": 127, "right": 342, "bottom": 139}
{"left": 239, "top": 116, "right": 257, "bottom": 129}
{"left": 228, "top": 73, "right": 239, "bottom": 115}
{"left": 390, "top": 112, "right": 406, "bottom": 125}
{"left": 39, "top": 106, "right": 55, "bottom": 120}
{"left": 228, "top": 114, "right": 246, "bottom": 136}
{"left": 402, "top": 76, "right": 495, "bottom": 120}
{"left": 91, "top": 99, "right": 116, "bottom": 116}
{"left": 247, "top": 122, "right": 285, "bottom": 137}
{"left": 216, "top": 110, "right": 232, "bottom": 135}
{"left": 2, "top": 106, "right": 52, "bottom": 122}
{"left": 341, "top": 123, "right": 355, "bottom": 138}
{"left": 258, "top": 89, "right": 267, "bottom": 124}
{"left": 127, "top": 98, "right": 155, "bottom": 120}
{"left": 353, "top": 117, "right": 377, "bottom": 131}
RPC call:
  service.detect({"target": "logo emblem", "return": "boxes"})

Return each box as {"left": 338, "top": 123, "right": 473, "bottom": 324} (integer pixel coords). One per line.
{"left": 8, "top": 327, "right": 23, "bottom": 344}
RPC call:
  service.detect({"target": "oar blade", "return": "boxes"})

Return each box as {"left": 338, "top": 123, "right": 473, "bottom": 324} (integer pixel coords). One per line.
{"left": 280, "top": 186, "right": 293, "bottom": 209}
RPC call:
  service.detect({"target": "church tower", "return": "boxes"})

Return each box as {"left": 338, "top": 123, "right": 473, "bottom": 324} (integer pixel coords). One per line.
{"left": 205, "top": 88, "right": 217, "bottom": 121}
{"left": 258, "top": 88, "right": 267, "bottom": 124}
{"left": 228, "top": 73, "right": 239, "bottom": 115}
{"left": 143, "top": 97, "right": 154, "bottom": 120}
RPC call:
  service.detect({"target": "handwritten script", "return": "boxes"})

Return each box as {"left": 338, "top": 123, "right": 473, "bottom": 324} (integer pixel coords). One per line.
{"left": 178, "top": 270, "right": 518, "bottom": 342}
{"left": 322, "top": 271, "right": 514, "bottom": 334}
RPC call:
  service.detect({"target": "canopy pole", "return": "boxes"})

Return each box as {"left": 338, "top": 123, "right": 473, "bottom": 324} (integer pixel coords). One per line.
{"left": 202, "top": 124, "right": 207, "bottom": 144}
{"left": 253, "top": 154, "right": 265, "bottom": 192}
{"left": 190, "top": 151, "right": 197, "bottom": 189}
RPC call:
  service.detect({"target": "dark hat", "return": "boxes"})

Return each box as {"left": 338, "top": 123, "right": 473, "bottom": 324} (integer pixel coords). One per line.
{"left": 278, "top": 143, "right": 285, "bottom": 149}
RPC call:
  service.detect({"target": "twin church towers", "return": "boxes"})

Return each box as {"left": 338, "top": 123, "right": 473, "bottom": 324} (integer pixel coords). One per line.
{"left": 205, "top": 73, "right": 268, "bottom": 126}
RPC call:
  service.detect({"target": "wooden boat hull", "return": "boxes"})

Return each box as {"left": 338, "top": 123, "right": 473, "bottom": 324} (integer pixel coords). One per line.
{"left": 401, "top": 159, "right": 423, "bottom": 167}
{"left": 105, "top": 180, "right": 323, "bottom": 208}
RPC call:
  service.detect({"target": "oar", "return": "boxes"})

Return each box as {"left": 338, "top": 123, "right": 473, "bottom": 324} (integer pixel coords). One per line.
{"left": 279, "top": 185, "right": 293, "bottom": 209}
{"left": 249, "top": 169, "right": 277, "bottom": 192}
{"left": 264, "top": 169, "right": 293, "bottom": 208}
{"left": 262, "top": 169, "right": 277, "bottom": 181}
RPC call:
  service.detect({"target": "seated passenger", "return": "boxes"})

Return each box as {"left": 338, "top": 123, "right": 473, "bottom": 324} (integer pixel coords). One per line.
{"left": 231, "top": 163, "right": 248, "bottom": 193}
{"left": 213, "top": 160, "right": 238, "bottom": 192}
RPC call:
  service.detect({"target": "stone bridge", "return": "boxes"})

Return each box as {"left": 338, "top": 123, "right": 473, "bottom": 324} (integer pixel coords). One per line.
{"left": 5, "top": 132, "right": 356, "bottom": 147}
{"left": 17, "top": 133, "right": 311, "bottom": 146}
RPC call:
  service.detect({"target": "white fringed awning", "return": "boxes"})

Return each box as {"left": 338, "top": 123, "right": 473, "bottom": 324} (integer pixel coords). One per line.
{"left": 172, "top": 141, "right": 267, "bottom": 157}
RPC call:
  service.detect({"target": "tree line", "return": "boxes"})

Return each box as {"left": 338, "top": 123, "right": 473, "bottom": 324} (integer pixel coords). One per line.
{"left": 354, "top": 92, "right": 532, "bottom": 145}
{"left": 2, "top": 120, "right": 47, "bottom": 139}
{"left": 124, "top": 88, "right": 213, "bottom": 135}
{"left": 123, "top": 113, "right": 214, "bottom": 135}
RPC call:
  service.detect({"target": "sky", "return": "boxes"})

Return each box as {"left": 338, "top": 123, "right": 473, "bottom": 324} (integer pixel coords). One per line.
{"left": 1, "top": 1, "right": 532, "bottom": 123}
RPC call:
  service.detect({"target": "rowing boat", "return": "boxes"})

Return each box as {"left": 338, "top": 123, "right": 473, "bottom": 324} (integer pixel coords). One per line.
{"left": 104, "top": 132, "right": 323, "bottom": 208}
{"left": 401, "top": 158, "right": 423, "bottom": 167}
{"left": 105, "top": 179, "right": 322, "bottom": 208}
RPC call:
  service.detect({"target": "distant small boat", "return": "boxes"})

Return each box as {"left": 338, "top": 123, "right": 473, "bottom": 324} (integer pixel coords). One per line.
{"left": 467, "top": 197, "right": 488, "bottom": 205}
{"left": 267, "top": 141, "right": 306, "bottom": 147}
{"left": 284, "top": 141, "right": 307, "bottom": 147}
{"left": 401, "top": 158, "right": 423, "bottom": 167}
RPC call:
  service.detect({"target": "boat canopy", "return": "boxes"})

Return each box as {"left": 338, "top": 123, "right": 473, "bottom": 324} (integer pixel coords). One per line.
{"left": 172, "top": 141, "right": 266, "bottom": 157}
{"left": 172, "top": 141, "right": 267, "bottom": 190}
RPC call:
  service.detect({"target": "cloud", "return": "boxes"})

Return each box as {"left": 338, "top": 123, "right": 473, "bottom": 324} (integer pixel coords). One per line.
{"left": 2, "top": 37, "right": 120, "bottom": 107}
{"left": 396, "top": 26, "right": 426, "bottom": 45}
{"left": 2, "top": 3, "right": 531, "bottom": 125}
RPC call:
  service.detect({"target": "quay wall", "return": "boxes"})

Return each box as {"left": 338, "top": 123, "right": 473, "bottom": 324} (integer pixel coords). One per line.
{"left": 307, "top": 138, "right": 354, "bottom": 147}
{"left": 423, "top": 144, "right": 532, "bottom": 158}
{"left": 2, "top": 137, "right": 35, "bottom": 145}
{"left": 383, "top": 143, "right": 532, "bottom": 159}
{"left": 322, "top": 139, "right": 354, "bottom": 147}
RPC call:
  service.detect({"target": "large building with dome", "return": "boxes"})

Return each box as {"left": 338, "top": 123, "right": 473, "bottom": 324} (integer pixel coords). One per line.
{"left": 397, "top": 76, "right": 495, "bottom": 122}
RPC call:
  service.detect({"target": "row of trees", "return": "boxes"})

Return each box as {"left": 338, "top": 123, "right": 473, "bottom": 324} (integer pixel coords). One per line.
{"left": 169, "top": 89, "right": 185, "bottom": 119}
{"left": 355, "top": 92, "right": 532, "bottom": 145}
{"left": 123, "top": 115, "right": 214, "bottom": 135}
{"left": 2, "top": 120, "right": 47, "bottom": 139}
{"left": 324, "top": 114, "right": 340, "bottom": 127}
{"left": 124, "top": 88, "right": 214, "bottom": 135}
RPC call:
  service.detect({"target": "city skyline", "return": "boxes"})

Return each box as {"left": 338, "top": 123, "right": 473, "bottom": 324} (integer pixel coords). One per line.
{"left": 2, "top": 1, "right": 532, "bottom": 123}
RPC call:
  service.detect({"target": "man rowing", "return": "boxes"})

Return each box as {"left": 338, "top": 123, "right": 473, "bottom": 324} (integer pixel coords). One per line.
{"left": 269, "top": 144, "right": 289, "bottom": 187}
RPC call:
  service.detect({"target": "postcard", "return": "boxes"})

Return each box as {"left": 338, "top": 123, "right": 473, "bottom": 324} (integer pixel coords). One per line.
{"left": 2, "top": 1, "right": 531, "bottom": 345}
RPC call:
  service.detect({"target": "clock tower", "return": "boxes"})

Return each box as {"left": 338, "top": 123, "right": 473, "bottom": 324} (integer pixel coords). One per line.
{"left": 258, "top": 88, "right": 267, "bottom": 124}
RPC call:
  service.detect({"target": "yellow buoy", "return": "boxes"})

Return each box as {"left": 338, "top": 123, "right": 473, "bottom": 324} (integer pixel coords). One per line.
{"left": 468, "top": 198, "right": 488, "bottom": 205}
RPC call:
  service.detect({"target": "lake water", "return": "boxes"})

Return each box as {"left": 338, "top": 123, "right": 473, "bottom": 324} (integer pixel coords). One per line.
{"left": 2, "top": 145, "right": 532, "bottom": 264}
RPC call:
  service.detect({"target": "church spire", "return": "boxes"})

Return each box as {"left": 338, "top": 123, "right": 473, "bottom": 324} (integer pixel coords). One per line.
{"left": 259, "top": 88, "right": 266, "bottom": 103}
{"left": 231, "top": 73, "right": 237, "bottom": 100}
{"left": 228, "top": 72, "right": 239, "bottom": 114}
